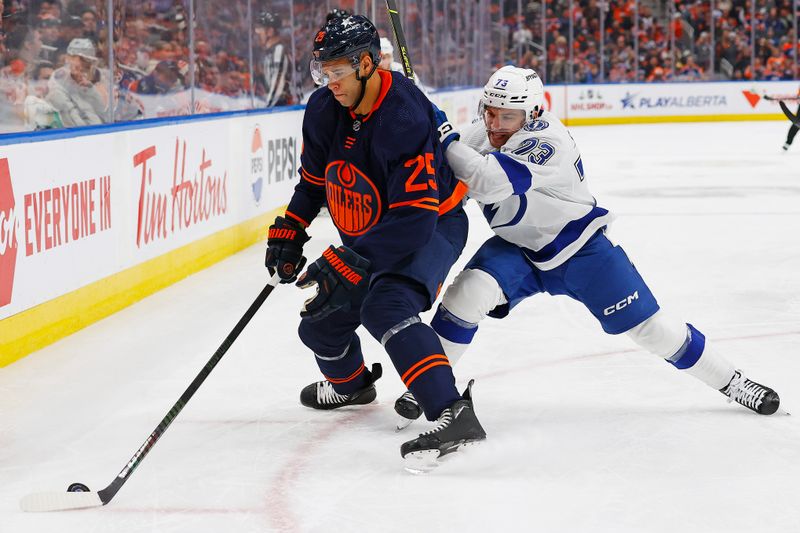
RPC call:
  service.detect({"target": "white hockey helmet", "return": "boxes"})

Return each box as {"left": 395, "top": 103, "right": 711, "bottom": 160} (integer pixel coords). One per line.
{"left": 480, "top": 65, "right": 544, "bottom": 122}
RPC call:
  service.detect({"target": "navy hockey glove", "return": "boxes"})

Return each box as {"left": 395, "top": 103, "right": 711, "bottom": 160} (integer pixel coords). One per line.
{"left": 296, "top": 245, "right": 370, "bottom": 321}
{"left": 431, "top": 102, "right": 460, "bottom": 151}
{"left": 265, "top": 216, "right": 310, "bottom": 283}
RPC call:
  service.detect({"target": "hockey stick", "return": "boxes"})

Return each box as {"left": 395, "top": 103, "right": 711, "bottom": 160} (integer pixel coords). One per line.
{"left": 385, "top": 0, "right": 415, "bottom": 81}
{"left": 778, "top": 100, "right": 800, "bottom": 127}
{"left": 20, "top": 272, "right": 282, "bottom": 512}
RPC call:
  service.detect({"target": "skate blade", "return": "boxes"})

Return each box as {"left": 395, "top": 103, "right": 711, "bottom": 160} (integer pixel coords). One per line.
{"left": 395, "top": 416, "right": 416, "bottom": 432}
{"left": 403, "top": 449, "right": 441, "bottom": 474}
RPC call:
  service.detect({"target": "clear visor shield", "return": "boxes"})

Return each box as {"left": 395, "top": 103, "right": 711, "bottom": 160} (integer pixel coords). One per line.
{"left": 310, "top": 59, "right": 358, "bottom": 86}
{"left": 479, "top": 101, "right": 526, "bottom": 135}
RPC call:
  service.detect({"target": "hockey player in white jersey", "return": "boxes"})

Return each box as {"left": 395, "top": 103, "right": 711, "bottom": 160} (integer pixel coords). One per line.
{"left": 395, "top": 65, "right": 780, "bottom": 427}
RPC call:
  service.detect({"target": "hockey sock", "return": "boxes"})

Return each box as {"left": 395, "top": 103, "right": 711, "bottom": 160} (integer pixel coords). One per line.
{"left": 313, "top": 335, "right": 371, "bottom": 395}
{"left": 430, "top": 304, "right": 478, "bottom": 366}
{"left": 384, "top": 321, "right": 461, "bottom": 421}
{"left": 667, "top": 324, "right": 735, "bottom": 390}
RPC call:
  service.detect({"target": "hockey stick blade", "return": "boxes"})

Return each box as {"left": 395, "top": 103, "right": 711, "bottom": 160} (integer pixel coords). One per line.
{"left": 20, "top": 491, "right": 104, "bottom": 512}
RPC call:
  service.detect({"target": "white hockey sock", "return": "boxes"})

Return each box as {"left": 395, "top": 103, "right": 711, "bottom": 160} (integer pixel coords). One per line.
{"left": 437, "top": 334, "right": 469, "bottom": 366}
{"left": 683, "top": 344, "right": 736, "bottom": 390}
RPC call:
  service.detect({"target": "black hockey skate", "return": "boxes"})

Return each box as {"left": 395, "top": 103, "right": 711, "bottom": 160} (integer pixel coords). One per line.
{"left": 400, "top": 380, "right": 486, "bottom": 473}
{"left": 720, "top": 370, "right": 780, "bottom": 415}
{"left": 394, "top": 391, "right": 422, "bottom": 430}
{"left": 300, "top": 363, "right": 382, "bottom": 410}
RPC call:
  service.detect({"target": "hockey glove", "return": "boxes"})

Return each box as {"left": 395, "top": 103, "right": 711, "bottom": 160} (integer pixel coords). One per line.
{"left": 431, "top": 102, "right": 460, "bottom": 151}
{"left": 296, "top": 245, "right": 370, "bottom": 321}
{"left": 265, "top": 216, "right": 310, "bottom": 283}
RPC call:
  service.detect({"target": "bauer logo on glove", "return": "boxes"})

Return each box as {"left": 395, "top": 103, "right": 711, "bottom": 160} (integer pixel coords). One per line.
{"left": 296, "top": 245, "right": 371, "bottom": 321}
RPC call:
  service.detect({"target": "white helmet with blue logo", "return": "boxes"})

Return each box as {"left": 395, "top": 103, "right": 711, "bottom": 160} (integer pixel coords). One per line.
{"left": 480, "top": 65, "right": 544, "bottom": 122}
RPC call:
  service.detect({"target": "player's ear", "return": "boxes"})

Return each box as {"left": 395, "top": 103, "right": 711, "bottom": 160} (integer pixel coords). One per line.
{"left": 361, "top": 52, "right": 373, "bottom": 73}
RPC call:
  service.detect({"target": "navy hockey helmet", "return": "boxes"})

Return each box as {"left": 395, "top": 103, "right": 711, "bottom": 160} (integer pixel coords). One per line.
{"left": 312, "top": 14, "right": 380, "bottom": 69}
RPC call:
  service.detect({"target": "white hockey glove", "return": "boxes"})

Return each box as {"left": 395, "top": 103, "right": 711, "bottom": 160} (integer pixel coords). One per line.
{"left": 432, "top": 103, "right": 460, "bottom": 151}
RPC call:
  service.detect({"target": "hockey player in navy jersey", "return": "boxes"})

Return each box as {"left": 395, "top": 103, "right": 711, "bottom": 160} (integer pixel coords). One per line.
{"left": 394, "top": 65, "right": 780, "bottom": 427}
{"left": 264, "top": 14, "right": 485, "bottom": 468}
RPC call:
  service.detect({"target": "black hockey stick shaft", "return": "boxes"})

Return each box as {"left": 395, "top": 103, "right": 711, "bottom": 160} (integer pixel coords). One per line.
{"left": 96, "top": 274, "right": 281, "bottom": 505}
{"left": 385, "top": 0, "right": 415, "bottom": 81}
{"left": 779, "top": 100, "right": 800, "bottom": 127}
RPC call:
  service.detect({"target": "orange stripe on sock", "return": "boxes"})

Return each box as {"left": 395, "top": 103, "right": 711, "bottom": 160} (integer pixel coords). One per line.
{"left": 401, "top": 354, "right": 449, "bottom": 383}
{"left": 325, "top": 363, "right": 365, "bottom": 384}
{"left": 404, "top": 361, "right": 451, "bottom": 388}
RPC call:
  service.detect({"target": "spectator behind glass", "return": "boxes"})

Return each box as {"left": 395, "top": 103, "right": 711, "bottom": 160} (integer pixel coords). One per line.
{"left": 254, "top": 11, "right": 293, "bottom": 107}
{"left": 46, "top": 37, "right": 106, "bottom": 126}
{"left": 131, "top": 59, "right": 184, "bottom": 95}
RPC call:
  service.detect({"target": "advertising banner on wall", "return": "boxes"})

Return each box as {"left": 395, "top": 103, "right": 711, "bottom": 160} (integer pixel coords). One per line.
{"left": 0, "top": 109, "right": 303, "bottom": 321}
{"left": 564, "top": 81, "right": 799, "bottom": 123}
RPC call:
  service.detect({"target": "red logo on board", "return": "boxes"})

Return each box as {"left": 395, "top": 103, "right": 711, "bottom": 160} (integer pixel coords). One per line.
{"left": 325, "top": 161, "right": 381, "bottom": 236}
{"left": 0, "top": 158, "right": 18, "bottom": 307}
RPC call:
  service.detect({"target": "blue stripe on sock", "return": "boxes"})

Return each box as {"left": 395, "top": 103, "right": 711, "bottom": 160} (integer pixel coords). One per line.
{"left": 668, "top": 323, "right": 705, "bottom": 370}
{"left": 431, "top": 306, "right": 478, "bottom": 344}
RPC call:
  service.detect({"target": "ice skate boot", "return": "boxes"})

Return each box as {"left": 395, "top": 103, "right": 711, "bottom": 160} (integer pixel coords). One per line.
{"left": 400, "top": 380, "right": 486, "bottom": 473}
{"left": 394, "top": 391, "right": 422, "bottom": 430}
{"left": 782, "top": 142, "right": 790, "bottom": 151}
{"left": 720, "top": 370, "right": 780, "bottom": 415}
{"left": 300, "top": 363, "right": 382, "bottom": 410}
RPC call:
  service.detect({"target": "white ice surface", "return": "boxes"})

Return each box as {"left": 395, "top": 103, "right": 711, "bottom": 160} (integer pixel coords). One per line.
{"left": 2, "top": 121, "right": 799, "bottom": 533}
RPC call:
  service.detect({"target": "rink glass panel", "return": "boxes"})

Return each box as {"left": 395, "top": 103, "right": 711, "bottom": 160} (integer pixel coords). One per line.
{"left": 0, "top": 0, "right": 797, "bottom": 133}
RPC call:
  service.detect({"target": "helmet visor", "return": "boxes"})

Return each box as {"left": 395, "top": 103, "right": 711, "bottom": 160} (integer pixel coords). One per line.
{"left": 310, "top": 59, "right": 358, "bottom": 86}
{"left": 479, "top": 102, "right": 526, "bottom": 134}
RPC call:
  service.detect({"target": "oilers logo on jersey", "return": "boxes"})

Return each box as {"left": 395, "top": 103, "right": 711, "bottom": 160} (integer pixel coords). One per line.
{"left": 324, "top": 160, "right": 381, "bottom": 236}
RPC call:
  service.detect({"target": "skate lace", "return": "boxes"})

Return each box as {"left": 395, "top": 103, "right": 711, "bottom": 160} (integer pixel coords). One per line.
{"left": 421, "top": 408, "right": 454, "bottom": 437}
{"left": 725, "top": 372, "right": 766, "bottom": 411}
{"left": 316, "top": 381, "right": 348, "bottom": 405}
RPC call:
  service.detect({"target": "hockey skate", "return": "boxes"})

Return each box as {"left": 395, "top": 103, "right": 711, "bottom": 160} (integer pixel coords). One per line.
{"left": 300, "top": 363, "right": 382, "bottom": 410}
{"left": 400, "top": 380, "right": 486, "bottom": 473}
{"left": 720, "top": 370, "right": 780, "bottom": 415}
{"left": 394, "top": 391, "right": 422, "bottom": 430}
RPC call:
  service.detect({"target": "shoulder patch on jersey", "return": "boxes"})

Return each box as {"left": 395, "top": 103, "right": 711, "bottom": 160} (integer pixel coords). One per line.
{"left": 523, "top": 120, "right": 549, "bottom": 132}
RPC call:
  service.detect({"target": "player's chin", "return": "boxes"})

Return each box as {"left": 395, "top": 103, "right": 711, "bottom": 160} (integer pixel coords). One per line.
{"left": 488, "top": 132, "right": 509, "bottom": 148}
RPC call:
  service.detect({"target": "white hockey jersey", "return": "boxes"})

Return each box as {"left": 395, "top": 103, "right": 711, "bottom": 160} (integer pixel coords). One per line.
{"left": 445, "top": 110, "right": 615, "bottom": 270}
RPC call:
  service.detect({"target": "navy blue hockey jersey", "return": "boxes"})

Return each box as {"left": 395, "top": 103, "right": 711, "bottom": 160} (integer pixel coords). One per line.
{"left": 285, "top": 69, "right": 467, "bottom": 272}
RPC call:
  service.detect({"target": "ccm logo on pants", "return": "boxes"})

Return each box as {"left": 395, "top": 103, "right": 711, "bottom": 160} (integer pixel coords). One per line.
{"left": 604, "top": 291, "right": 639, "bottom": 316}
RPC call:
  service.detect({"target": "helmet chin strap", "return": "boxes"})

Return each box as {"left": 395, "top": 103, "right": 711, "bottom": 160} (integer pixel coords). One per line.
{"left": 350, "top": 59, "right": 378, "bottom": 114}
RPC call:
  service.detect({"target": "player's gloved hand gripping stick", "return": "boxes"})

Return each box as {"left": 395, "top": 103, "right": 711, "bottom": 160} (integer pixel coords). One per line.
{"left": 265, "top": 216, "right": 310, "bottom": 283}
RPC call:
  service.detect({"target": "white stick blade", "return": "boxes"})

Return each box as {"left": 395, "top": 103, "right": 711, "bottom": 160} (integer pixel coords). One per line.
{"left": 20, "top": 491, "right": 103, "bottom": 512}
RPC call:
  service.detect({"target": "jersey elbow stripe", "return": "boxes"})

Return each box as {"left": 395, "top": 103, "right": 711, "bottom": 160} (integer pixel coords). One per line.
{"left": 301, "top": 168, "right": 325, "bottom": 186}
{"left": 401, "top": 354, "right": 450, "bottom": 387}
{"left": 325, "top": 363, "right": 366, "bottom": 384}
{"left": 490, "top": 152, "right": 532, "bottom": 194}
{"left": 285, "top": 210, "right": 310, "bottom": 227}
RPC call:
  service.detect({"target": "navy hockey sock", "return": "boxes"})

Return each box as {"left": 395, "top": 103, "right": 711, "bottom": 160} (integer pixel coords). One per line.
{"left": 384, "top": 322, "right": 461, "bottom": 421}
{"left": 312, "top": 335, "right": 371, "bottom": 395}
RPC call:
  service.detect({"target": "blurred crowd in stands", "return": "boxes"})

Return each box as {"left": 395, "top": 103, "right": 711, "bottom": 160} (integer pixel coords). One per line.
{"left": 504, "top": 0, "right": 798, "bottom": 84}
{"left": 0, "top": 0, "right": 797, "bottom": 133}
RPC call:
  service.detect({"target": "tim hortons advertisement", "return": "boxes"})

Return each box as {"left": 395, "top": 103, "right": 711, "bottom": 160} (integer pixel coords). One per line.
{"left": 0, "top": 110, "right": 305, "bottom": 322}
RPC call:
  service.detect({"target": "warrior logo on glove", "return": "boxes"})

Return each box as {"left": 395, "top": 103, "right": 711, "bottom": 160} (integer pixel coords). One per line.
{"left": 296, "top": 245, "right": 371, "bottom": 321}
{"left": 265, "top": 216, "right": 310, "bottom": 283}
